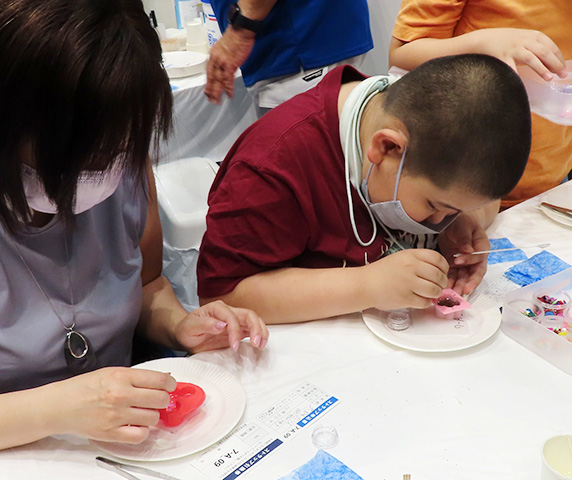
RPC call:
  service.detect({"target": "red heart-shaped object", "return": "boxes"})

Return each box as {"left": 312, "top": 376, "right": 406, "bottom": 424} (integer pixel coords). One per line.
{"left": 159, "top": 382, "right": 206, "bottom": 427}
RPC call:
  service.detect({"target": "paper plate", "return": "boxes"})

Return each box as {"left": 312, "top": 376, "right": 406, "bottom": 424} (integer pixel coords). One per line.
{"left": 362, "top": 304, "right": 501, "bottom": 353}
{"left": 92, "top": 358, "right": 246, "bottom": 461}
{"left": 162, "top": 51, "right": 207, "bottom": 79}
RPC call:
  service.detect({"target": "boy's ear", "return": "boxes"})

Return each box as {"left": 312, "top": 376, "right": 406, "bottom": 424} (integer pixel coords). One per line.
{"left": 367, "top": 129, "right": 407, "bottom": 165}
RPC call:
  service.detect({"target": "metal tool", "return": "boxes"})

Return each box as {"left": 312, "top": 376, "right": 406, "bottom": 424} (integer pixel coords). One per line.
{"left": 95, "top": 456, "right": 182, "bottom": 480}
{"left": 540, "top": 202, "right": 572, "bottom": 219}
{"left": 452, "top": 242, "right": 550, "bottom": 258}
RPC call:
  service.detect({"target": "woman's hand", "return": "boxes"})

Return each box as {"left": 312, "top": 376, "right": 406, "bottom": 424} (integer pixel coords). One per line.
{"left": 174, "top": 300, "right": 269, "bottom": 353}
{"left": 0, "top": 367, "right": 175, "bottom": 449}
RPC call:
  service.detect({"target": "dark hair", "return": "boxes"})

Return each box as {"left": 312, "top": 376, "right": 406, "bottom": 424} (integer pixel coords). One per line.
{"left": 382, "top": 54, "right": 531, "bottom": 199}
{"left": 0, "top": 0, "right": 172, "bottom": 232}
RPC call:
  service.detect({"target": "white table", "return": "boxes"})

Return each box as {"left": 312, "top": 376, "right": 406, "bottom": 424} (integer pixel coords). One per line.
{"left": 157, "top": 73, "right": 258, "bottom": 165}
{"left": 2, "top": 183, "right": 572, "bottom": 480}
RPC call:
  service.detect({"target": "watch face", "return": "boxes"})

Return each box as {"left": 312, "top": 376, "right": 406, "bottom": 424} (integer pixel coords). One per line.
{"left": 227, "top": 3, "right": 240, "bottom": 24}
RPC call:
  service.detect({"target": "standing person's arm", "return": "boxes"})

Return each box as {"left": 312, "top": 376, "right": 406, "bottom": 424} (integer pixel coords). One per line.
{"left": 205, "top": 0, "right": 277, "bottom": 104}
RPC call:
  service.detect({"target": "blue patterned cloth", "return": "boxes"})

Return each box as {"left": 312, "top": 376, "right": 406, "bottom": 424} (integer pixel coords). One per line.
{"left": 278, "top": 450, "right": 364, "bottom": 480}
{"left": 487, "top": 238, "right": 527, "bottom": 265}
{"left": 504, "top": 251, "right": 571, "bottom": 286}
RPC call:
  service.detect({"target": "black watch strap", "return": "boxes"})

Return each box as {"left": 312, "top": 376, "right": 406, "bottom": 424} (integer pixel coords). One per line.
{"left": 227, "top": 3, "right": 263, "bottom": 34}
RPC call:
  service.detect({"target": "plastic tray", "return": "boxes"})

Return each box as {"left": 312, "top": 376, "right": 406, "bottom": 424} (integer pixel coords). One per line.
{"left": 501, "top": 267, "right": 572, "bottom": 375}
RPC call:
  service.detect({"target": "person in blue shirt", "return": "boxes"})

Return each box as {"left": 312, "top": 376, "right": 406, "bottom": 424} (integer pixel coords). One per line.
{"left": 204, "top": 0, "right": 373, "bottom": 114}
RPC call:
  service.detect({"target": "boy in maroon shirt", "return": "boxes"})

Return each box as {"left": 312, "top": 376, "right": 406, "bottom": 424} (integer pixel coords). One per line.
{"left": 197, "top": 55, "right": 531, "bottom": 324}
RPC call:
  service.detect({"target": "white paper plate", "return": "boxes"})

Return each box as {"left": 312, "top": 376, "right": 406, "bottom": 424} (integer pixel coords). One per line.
{"left": 92, "top": 358, "right": 246, "bottom": 461}
{"left": 162, "top": 51, "right": 207, "bottom": 79}
{"left": 362, "top": 305, "right": 501, "bottom": 352}
{"left": 538, "top": 204, "right": 572, "bottom": 229}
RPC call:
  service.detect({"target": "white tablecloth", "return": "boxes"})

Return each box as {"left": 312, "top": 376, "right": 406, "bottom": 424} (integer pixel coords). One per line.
{"left": 157, "top": 73, "right": 257, "bottom": 165}
{"left": 2, "top": 184, "right": 572, "bottom": 480}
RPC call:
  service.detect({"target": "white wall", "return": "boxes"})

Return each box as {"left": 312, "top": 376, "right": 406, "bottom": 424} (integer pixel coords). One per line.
{"left": 361, "top": 0, "right": 402, "bottom": 76}
{"left": 142, "top": 0, "right": 177, "bottom": 28}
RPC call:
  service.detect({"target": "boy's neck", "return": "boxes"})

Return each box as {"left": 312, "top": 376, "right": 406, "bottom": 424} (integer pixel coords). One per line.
{"left": 338, "top": 81, "right": 385, "bottom": 175}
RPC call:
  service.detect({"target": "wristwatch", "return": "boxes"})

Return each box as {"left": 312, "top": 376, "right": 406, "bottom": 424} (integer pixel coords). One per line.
{"left": 227, "top": 3, "right": 263, "bottom": 34}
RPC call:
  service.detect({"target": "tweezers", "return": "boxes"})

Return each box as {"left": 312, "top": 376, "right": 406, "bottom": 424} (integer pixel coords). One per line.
{"left": 96, "top": 456, "right": 182, "bottom": 480}
{"left": 540, "top": 202, "right": 572, "bottom": 219}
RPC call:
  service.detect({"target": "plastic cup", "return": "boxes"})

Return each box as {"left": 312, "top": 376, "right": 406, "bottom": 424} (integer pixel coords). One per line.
{"left": 387, "top": 309, "right": 411, "bottom": 331}
{"left": 534, "top": 291, "right": 570, "bottom": 332}
{"left": 185, "top": 19, "right": 208, "bottom": 54}
{"left": 541, "top": 435, "right": 572, "bottom": 479}
{"left": 312, "top": 425, "right": 339, "bottom": 449}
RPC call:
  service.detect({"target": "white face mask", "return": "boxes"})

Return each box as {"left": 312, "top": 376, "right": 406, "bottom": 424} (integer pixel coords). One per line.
{"left": 339, "top": 75, "right": 397, "bottom": 247}
{"left": 360, "top": 147, "right": 459, "bottom": 235}
{"left": 22, "top": 164, "right": 123, "bottom": 214}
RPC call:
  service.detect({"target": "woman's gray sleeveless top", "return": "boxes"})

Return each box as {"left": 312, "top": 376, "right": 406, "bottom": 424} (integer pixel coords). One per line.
{"left": 0, "top": 175, "right": 147, "bottom": 393}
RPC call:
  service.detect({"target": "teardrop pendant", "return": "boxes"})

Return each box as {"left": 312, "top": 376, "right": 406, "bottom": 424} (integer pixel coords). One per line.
{"left": 66, "top": 329, "right": 89, "bottom": 358}
{"left": 64, "top": 330, "right": 97, "bottom": 375}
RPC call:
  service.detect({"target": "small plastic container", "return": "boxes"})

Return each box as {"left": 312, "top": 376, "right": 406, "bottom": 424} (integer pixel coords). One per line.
{"left": 518, "top": 60, "right": 572, "bottom": 126}
{"left": 312, "top": 425, "right": 339, "bottom": 449}
{"left": 387, "top": 309, "right": 411, "bottom": 331}
{"left": 534, "top": 290, "right": 570, "bottom": 333}
{"left": 541, "top": 435, "right": 572, "bottom": 480}
{"left": 501, "top": 268, "right": 572, "bottom": 375}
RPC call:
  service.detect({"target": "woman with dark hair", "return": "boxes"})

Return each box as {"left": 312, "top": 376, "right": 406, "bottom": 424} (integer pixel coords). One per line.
{"left": 0, "top": 0, "right": 267, "bottom": 449}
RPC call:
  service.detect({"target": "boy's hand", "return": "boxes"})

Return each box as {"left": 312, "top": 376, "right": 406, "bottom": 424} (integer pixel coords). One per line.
{"left": 467, "top": 28, "right": 566, "bottom": 81}
{"left": 365, "top": 249, "right": 449, "bottom": 310}
{"left": 438, "top": 214, "right": 490, "bottom": 295}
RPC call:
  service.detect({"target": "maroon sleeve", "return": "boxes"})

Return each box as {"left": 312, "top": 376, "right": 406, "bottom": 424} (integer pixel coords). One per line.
{"left": 197, "top": 160, "right": 309, "bottom": 298}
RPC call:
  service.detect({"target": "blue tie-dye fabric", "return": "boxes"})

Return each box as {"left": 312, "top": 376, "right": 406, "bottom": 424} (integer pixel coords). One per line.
{"left": 278, "top": 450, "right": 364, "bottom": 480}
{"left": 487, "top": 238, "right": 527, "bottom": 265}
{"left": 504, "top": 250, "right": 571, "bottom": 286}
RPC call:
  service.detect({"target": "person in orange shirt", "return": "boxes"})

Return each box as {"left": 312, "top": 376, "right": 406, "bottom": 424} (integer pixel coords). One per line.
{"left": 389, "top": 0, "right": 572, "bottom": 208}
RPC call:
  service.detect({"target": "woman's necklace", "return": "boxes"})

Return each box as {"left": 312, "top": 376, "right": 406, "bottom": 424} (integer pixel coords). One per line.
{"left": 12, "top": 232, "right": 97, "bottom": 375}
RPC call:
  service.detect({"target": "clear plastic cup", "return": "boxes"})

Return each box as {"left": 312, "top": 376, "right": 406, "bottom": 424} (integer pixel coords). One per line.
{"left": 534, "top": 290, "right": 570, "bottom": 332}
{"left": 387, "top": 309, "right": 411, "bottom": 331}
{"left": 312, "top": 425, "right": 339, "bottom": 449}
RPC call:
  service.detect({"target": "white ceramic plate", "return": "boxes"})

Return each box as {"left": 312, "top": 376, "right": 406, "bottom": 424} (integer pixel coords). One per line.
{"left": 362, "top": 304, "right": 501, "bottom": 352}
{"left": 538, "top": 204, "right": 572, "bottom": 229}
{"left": 92, "top": 358, "right": 246, "bottom": 461}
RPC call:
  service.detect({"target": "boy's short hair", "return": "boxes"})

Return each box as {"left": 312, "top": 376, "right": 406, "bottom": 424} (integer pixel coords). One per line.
{"left": 383, "top": 54, "right": 531, "bottom": 199}
{"left": 0, "top": 0, "right": 172, "bottom": 232}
